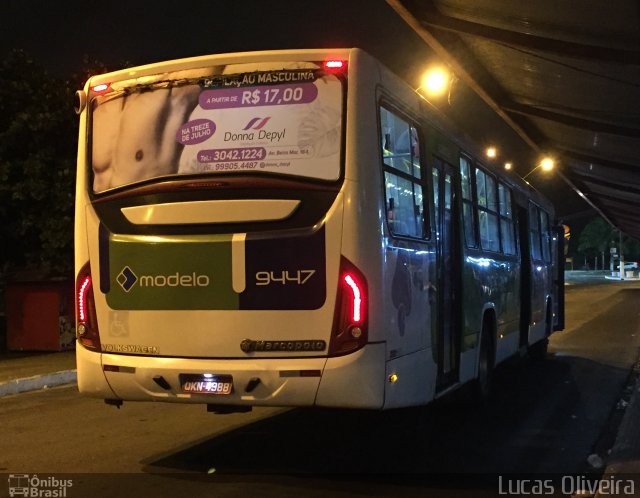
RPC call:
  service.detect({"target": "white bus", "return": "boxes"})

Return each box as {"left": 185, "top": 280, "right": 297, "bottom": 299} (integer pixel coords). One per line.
{"left": 74, "top": 48, "right": 563, "bottom": 412}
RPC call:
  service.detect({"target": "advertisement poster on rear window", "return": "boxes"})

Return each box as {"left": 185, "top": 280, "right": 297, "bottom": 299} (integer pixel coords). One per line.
{"left": 91, "top": 68, "right": 343, "bottom": 193}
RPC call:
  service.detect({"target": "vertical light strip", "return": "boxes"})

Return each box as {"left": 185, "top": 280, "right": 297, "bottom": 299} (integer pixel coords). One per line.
{"left": 343, "top": 274, "right": 362, "bottom": 323}
{"left": 232, "top": 233, "right": 247, "bottom": 294}
{"left": 78, "top": 276, "right": 91, "bottom": 321}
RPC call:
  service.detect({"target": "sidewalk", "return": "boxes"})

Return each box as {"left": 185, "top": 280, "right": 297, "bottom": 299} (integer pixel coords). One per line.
{"left": 594, "top": 372, "right": 640, "bottom": 497}
{"left": 602, "top": 371, "right": 640, "bottom": 474}
{"left": 0, "top": 349, "right": 77, "bottom": 396}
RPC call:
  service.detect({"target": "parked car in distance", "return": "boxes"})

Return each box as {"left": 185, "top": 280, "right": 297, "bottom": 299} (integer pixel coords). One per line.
{"left": 615, "top": 261, "right": 639, "bottom": 270}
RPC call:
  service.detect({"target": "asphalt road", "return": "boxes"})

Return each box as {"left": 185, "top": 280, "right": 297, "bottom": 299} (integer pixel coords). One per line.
{"left": 1, "top": 279, "right": 639, "bottom": 497}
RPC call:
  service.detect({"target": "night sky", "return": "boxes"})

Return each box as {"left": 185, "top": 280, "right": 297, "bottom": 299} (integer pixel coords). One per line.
{"left": 0, "top": 0, "right": 588, "bottom": 220}
{"left": 0, "top": 0, "right": 432, "bottom": 81}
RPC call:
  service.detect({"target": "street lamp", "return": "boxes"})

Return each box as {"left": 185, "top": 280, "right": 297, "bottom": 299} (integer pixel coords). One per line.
{"left": 540, "top": 157, "right": 554, "bottom": 172}
{"left": 415, "top": 66, "right": 452, "bottom": 100}
{"left": 523, "top": 156, "right": 555, "bottom": 180}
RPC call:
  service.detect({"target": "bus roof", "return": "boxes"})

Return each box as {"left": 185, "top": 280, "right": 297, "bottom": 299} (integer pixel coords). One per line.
{"left": 86, "top": 48, "right": 355, "bottom": 89}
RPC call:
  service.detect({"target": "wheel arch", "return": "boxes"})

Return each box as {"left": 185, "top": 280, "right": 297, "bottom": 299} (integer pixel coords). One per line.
{"left": 475, "top": 303, "right": 497, "bottom": 377}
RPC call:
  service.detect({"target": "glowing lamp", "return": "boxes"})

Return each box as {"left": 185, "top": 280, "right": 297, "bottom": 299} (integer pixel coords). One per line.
{"left": 540, "top": 158, "right": 555, "bottom": 172}
{"left": 343, "top": 274, "right": 363, "bottom": 324}
{"left": 324, "top": 60, "right": 346, "bottom": 71}
{"left": 91, "top": 83, "right": 110, "bottom": 94}
{"left": 420, "top": 67, "right": 449, "bottom": 97}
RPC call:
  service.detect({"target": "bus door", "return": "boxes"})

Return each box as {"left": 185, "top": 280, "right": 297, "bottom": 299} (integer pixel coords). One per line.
{"left": 517, "top": 206, "right": 531, "bottom": 349}
{"left": 432, "top": 159, "right": 461, "bottom": 389}
{"left": 553, "top": 224, "right": 565, "bottom": 331}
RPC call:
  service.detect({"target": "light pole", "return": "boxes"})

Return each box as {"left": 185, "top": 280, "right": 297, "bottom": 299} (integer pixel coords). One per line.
{"left": 523, "top": 157, "right": 555, "bottom": 180}
{"left": 619, "top": 230, "right": 625, "bottom": 279}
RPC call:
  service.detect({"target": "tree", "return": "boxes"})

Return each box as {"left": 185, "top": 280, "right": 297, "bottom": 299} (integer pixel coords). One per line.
{"left": 0, "top": 49, "right": 77, "bottom": 278}
{"left": 577, "top": 216, "right": 640, "bottom": 269}
{"left": 578, "top": 217, "right": 612, "bottom": 254}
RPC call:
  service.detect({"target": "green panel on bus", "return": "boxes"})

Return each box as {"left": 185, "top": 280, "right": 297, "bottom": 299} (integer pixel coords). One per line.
{"left": 106, "top": 234, "right": 237, "bottom": 310}
{"left": 103, "top": 228, "right": 327, "bottom": 310}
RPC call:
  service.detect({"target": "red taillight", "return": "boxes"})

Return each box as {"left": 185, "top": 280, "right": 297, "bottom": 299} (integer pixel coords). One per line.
{"left": 323, "top": 60, "right": 346, "bottom": 71}
{"left": 91, "top": 83, "right": 110, "bottom": 94}
{"left": 78, "top": 275, "right": 91, "bottom": 322}
{"left": 343, "top": 274, "right": 363, "bottom": 324}
{"left": 76, "top": 263, "right": 101, "bottom": 351}
{"left": 329, "top": 257, "right": 368, "bottom": 356}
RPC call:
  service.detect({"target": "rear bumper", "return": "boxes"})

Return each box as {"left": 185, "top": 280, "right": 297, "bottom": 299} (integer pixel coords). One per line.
{"left": 76, "top": 342, "right": 385, "bottom": 409}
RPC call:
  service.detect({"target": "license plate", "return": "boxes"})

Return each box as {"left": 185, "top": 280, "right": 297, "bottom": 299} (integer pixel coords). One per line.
{"left": 179, "top": 374, "right": 233, "bottom": 395}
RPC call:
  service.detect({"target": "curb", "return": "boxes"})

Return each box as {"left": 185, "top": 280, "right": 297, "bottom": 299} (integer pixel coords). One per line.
{"left": 602, "top": 376, "right": 640, "bottom": 474}
{"left": 595, "top": 369, "right": 640, "bottom": 497}
{"left": 0, "top": 370, "right": 77, "bottom": 397}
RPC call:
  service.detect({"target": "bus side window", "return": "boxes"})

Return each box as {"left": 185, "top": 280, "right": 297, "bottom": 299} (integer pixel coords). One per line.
{"left": 498, "top": 182, "right": 517, "bottom": 255}
{"left": 459, "top": 155, "right": 477, "bottom": 247}
{"left": 539, "top": 209, "right": 552, "bottom": 263}
{"left": 380, "top": 105, "right": 428, "bottom": 239}
{"left": 529, "top": 203, "right": 543, "bottom": 261}
{"left": 475, "top": 167, "right": 500, "bottom": 252}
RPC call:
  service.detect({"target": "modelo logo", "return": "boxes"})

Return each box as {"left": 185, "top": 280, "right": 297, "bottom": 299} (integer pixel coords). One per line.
{"left": 116, "top": 266, "right": 210, "bottom": 292}
{"left": 140, "top": 273, "right": 210, "bottom": 288}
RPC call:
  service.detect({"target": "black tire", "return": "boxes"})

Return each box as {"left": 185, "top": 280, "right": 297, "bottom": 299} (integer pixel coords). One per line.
{"left": 472, "top": 321, "right": 494, "bottom": 403}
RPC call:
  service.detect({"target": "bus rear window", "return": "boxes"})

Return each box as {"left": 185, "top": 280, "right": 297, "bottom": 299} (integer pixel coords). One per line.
{"left": 90, "top": 65, "right": 344, "bottom": 193}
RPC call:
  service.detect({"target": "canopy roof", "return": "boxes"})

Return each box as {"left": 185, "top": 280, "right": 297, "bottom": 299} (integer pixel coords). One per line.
{"left": 389, "top": 0, "right": 640, "bottom": 238}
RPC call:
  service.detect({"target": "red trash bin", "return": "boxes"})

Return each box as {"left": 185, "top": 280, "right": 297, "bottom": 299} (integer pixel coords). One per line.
{"left": 5, "top": 279, "right": 75, "bottom": 351}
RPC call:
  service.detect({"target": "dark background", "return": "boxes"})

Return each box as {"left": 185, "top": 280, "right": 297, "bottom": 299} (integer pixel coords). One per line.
{"left": 0, "top": 0, "right": 617, "bottom": 272}
{"left": 0, "top": 1, "right": 430, "bottom": 80}
{"left": 0, "top": 0, "right": 584, "bottom": 209}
